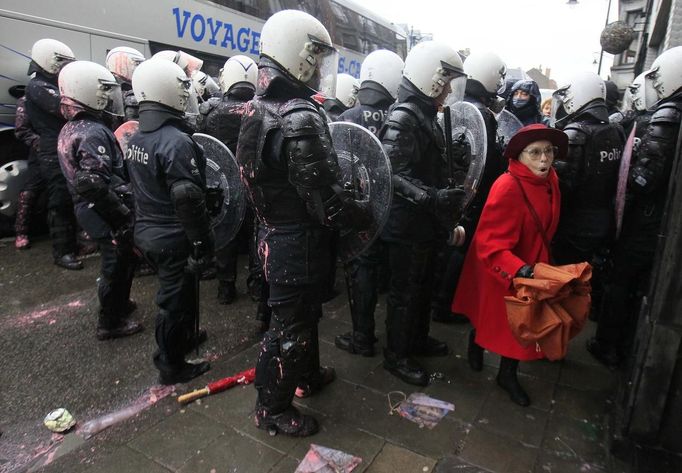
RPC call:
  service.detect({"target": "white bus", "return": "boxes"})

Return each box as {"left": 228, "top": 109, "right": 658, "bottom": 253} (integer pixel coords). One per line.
{"left": 0, "top": 0, "right": 407, "bottom": 160}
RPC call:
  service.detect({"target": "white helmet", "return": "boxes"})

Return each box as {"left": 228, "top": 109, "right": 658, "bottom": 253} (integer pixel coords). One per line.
{"left": 132, "top": 59, "right": 191, "bottom": 112}
{"left": 190, "top": 70, "right": 220, "bottom": 100}
{"left": 645, "top": 46, "right": 682, "bottom": 103}
{"left": 360, "top": 49, "right": 405, "bottom": 99}
{"left": 335, "top": 73, "right": 360, "bottom": 108}
{"left": 151, "top": 50, "right": 204, "bottom": 75}
{"left": 403, "top": 41, "right": 466, "bottom": 104}
{"left": 105, "top": 46, "right": 145, "bottom": 82}
{"left": 259, "top": 9, "right": 338, "bottom": 97}
{"left": 551, "top": 71, "right": 605, "bottom": 125}
{"left": 463, "top": 51, "right": 507, "bottom": 95}
{"left": 30, "top": 38, "right": 75, "bottom": 75}
{"left": 628, "top": 73, "right": 657, "bottom": 112}
{"left": 59, "top": 60, "right": 122, "bottom": 113}
{"left": 219, "top": 55, "right": 257, "bottom": 92}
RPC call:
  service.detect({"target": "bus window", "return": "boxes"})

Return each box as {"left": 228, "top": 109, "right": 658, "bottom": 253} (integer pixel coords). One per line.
{"left": 149, "top": 41, "right": 226, "bottom": 78}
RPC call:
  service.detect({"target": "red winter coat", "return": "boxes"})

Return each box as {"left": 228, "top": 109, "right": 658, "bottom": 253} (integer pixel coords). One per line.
{"left": 452, "top": 158, "right": 561, "bottom": 360}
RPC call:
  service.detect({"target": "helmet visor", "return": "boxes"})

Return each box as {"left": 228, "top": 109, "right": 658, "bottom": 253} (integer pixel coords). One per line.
{"left": 443, "top": 75, "right": 467, "bottom": 106}
{"left": 550, "top": 87, "right": 569, "bottom": 127}
{"left": 102, "top": 81, "right": 124, "bottom": 117}
{"left": 302, "top": 37, "right": 338, "bottom": 98}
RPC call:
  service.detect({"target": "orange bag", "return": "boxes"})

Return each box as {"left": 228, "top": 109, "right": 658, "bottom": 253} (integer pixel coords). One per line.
{"left": 504, "top": 262, "right": 592, "bottom": 360}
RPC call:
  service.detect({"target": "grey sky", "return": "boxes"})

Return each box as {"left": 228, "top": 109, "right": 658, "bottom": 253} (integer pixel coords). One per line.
{"left": 362, "top": 0, "right": 620, "bottom": 86}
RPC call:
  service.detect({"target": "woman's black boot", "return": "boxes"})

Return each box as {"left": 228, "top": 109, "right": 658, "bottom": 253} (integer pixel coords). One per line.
{"left": 467, "top": 329, "right": 484, "bottom": 372}
{"left": 496, "top": 356, "right": 530, "bottom": 407}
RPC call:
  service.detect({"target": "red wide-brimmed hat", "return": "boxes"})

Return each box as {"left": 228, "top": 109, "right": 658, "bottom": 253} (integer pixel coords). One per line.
{"left": 503, "top": 124, "right": 568, "bottom": 161}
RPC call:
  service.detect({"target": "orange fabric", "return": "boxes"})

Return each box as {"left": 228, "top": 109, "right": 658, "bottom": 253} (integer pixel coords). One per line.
{"left": 504, "top": 262, "right": 592, "bottom": 361}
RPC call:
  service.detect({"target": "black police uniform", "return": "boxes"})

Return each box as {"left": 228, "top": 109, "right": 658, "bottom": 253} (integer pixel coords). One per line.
{"left": 335, "top": 82, "right": 394, "bottom": 355}
{"left": 237, "top": 58, "right": 363, "bottom": 435}
{"left": 322, "top": 98, "right": 348, "bottom": 121}
{"left": 589, "top": 91, "right": 682, "bottom": 366}
{"left": 25, "top": 66, "right": 80, "bottom": 267}
{"left": 57, "top": 105, "right": 142, "bottom": 338}
{"left": 379, "top": 78, "right": 463, "bottom": 385}
{"left": 433, "top": 80, "right": 506, "bottom": 323}
{"left": 552, "top": 100, "right": 626, "bottom": 312}
{"left": 14, "top": 96, "right": 47, "bottom": 239}
{"left": 125, "top": 102, "right": 211, "bottom": 384}
{"left": 198, "top": 84, "right": 264, "bottom": 308}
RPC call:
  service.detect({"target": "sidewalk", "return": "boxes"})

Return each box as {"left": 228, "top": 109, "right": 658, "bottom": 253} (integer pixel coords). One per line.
{"left": 39, "top": 293, "right": 624, "bottom": 473}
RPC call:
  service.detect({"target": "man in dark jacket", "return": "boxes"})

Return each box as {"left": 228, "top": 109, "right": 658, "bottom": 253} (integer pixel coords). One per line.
{"left": 126, "top": 58, "right": 212, "bottom": 385}
{"left": 57, "top": 60, "right": 143, "bottom": 340}
{"left": 506, "top": 79, "right": 550, "bottom": 126}
{"left": 334, "top": 49, "right": 404, "bottom": 357}
{"left": 379, "top": 41, "right": 468, "bottom": 386}
{"left": 588, "top": 47, "right": 682, "bottom": 367}
{"left": 24, "top": 38, "right": 81, "bottom": 269}
{"left": 551, "top": 72, "right": 626, "bottom": 316}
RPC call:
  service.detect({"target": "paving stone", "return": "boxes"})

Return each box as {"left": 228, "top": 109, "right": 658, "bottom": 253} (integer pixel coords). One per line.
{"left": 83, "top": 446, "right": 171, "bottom": 473}
{"left": 541, "top": 413, "right": 608, "bottom": 466}
{"left": 318, "top": 316, "right": 353, "bottom": 344}
{"left": 176, "top": 429, "right": 285, "bottom": 473}
{"left": 422, "top": 372, "right": 491, "bottom": 425}
{"left": 289, "top": 419, "right": 384, "bottom": 468}
{"left": 268, "top": 455, "right": 301, "bottom": 473}
{"left": 434, "top": 454, "right": 492, "bottom": 473}
{"left": 365, "top": 443, "right": 437, "bottom": 473}
{"left": 475, "top": 395, "right": 549, "bottom": 448}
{"left": 557, "top": 359, "right": 617, "bottom": 393}
{"left": 459, "top": 426, "right": 538, "bottom": 473}
{"left": 318, "top": 338, "right": 384, "bottom": 387}
{"left": 552, "top": 384, "right": 610, "bottom": 423}
{"left": 187, "top": 382, "right": 256, "bottom": 428}
{"left": 519, "top": 359, "right": 562, "bottom": 383}
{"left": 127, "top": 409, "right": 225, "bottom": 470}
{"left": 534, "top": 450, "right": 610, "bottom": 473}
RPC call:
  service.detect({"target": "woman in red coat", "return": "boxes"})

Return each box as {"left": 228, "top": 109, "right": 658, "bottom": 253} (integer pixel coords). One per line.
{"left": 452, "top": 124, "right": 567, "bottom": 406}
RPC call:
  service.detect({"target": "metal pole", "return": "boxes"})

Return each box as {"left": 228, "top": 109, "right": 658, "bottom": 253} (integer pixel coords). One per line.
{"left": 597, "top": 0, "right": 613, "bottom": 75}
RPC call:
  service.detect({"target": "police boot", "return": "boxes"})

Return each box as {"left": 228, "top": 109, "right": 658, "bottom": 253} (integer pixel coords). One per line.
{"left": 295, "top": 366, "right": 336, "bottom": 398}
{"left": 217, "top": 280, "right": 236, "bottom": 305}
{"left": 54, "top": 253, "right": 84, "bottom": 271}
{"left": 586, "top": 338, "right": 621, "bottom": 370}
{"left": 96, "top": 310, "right": 144, "bottom": 341}
{"left": 14, "top": 191, "right": 35, "bottom": 250}
{"left": 467, "top": 329, "right": 484, "bottom": 371}
{"left": 334, "top": 331, "right": 375, "bottom": 357}
{"left": 496, "top": 357, "right": 530, "bottom": 407}
{"left": 383, "top": 349, "right": 429, "bottom": 386}
{"left": 254, "top": 405, "right": 319, "bottom": 437}
{"left": 155, "top": 357, "right": 211, "bottom": 386}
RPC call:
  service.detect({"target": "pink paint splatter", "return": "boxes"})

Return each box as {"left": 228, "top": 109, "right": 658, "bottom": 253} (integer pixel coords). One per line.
{"left": 9, "top": 299, "right": 87, "bottom": 328}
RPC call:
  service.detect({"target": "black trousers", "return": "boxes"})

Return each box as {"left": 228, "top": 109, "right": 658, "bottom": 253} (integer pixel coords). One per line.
{"left": 41, "top": 159, "right": 77, "bottom": 258}
{"left": 385, "top": 240, "right": 436, "bottom": 358}
{"left": 97, "top": 239, "right": 136, "bottom": 327}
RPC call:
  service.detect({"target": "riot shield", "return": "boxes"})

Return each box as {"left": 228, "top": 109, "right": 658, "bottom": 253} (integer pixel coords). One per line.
{"left": 114, "top": 120, "right": 139, "bottom": 156}
{"left": 328, "top": 121, "right": 393, "bottom": 262}
{"left": 192, "top": 133, "right": 246, "bottom": 250}
{"left": 0, "top": 160, "right": 29, "bottom": 216}
{"left": 447, "top": 101, "right": 487, "bottom": 213}
{"left": 496, "top": 109, "right": 523, "bottom": 151}
{"left": 616, "top": 124, "right": 637, "bottom": 239}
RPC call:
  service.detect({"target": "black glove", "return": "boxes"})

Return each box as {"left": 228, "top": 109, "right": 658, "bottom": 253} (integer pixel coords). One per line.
{"left": 515, "top": 264, "right": 534, "bottom": 279}
{"left": 187, "top": 232, "right": 215, "bottom": 274}
{"left": 433, "top": 187, "right": 467, "bottom": 212}
{"left": 112, "top": 223, "right": 134, "bottom": 252}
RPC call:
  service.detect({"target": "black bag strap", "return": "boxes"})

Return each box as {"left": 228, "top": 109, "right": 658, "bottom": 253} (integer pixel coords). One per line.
{"left": 511, "top": 174, "right": 552, "bottom": 259}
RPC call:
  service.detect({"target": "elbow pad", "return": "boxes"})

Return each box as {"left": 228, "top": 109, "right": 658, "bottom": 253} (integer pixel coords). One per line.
{"left": 392, "top": 175, "right": 432, "bottom": 207}
{"left": 170, "top": 180, "right": 210, "bottom": 242}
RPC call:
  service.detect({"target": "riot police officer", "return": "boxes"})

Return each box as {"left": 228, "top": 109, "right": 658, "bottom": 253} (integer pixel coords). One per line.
{"left": 56, "top": 60, "right": 143, "bottom": 340}
{"left": 379, "top": 41, "right": 468, "bottom": 386}
{"left": 126, "top": 58, "right": 211, "bottom": 385}
{"left": 237, "top": 10, "right": 368, "bottom": 436}
{"left": 322, "top": 73, "right": 360, "bottom": 121}
{"left": 198, "top": 55, "right": 259, "bottom": 306}
{"left": 609, "top": 73, "right": 654, "bottom": 140}
{"left": 335, "top": 49, "right": 404, "bottom": 356}
{"left": 24, "top": 38, "right": 81, "bottom": 269}
{"left": 588, "top": 47, "right": 682, "bottom": 367}
{"left": 105, "top": 46, "right": 145, "bottom": 122}
{"left": 551, "top": 72, "right": 626, "bottom": 315}
{"left": 433, "top": 51, "right": 507, "bottom": 326}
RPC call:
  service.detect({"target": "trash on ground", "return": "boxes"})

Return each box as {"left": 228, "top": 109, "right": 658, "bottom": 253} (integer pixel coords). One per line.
{"left": 43, "top": 408, "right": 76, "bottom": 433}
{"left": 389, "top": 392, "right": 455, "bottom": 429}
{"left": 294, "top": 443, "right": 362, "bottom": 473}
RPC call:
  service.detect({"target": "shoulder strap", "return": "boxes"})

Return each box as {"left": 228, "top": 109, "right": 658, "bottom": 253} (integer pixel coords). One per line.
{"left": 510, "top": 174, "right": 552, "bottom": 258}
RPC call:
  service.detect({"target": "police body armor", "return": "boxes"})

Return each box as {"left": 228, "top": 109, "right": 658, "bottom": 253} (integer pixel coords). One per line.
{"left": 25, "top": 71, "right": 65, "bottom": 164}
{"left": 338, "top": 83, "right": 394, "bottom": 136}
{"left": 200, "top": 86, "right": 254, "bottom": 154}
{"left": 555, "top": 104, "right": 626, "bottom": 238}
{"left": 379, "top": 81, "right": 446, "bottom": 244}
